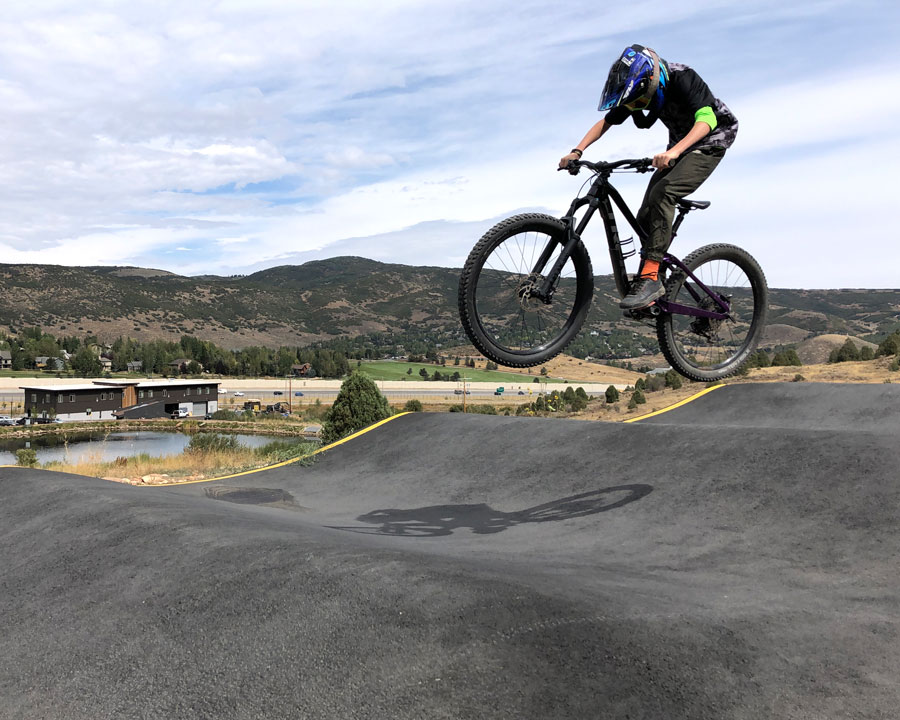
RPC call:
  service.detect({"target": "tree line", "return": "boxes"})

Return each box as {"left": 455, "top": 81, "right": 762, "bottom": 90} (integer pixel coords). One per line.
{"left": 0, "top": 327, "right": 351, "bottom": 378}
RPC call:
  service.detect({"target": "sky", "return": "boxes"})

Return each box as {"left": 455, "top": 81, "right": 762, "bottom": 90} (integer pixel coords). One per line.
{"left": 0, "top": 0, "right": 897, "bottom": 288}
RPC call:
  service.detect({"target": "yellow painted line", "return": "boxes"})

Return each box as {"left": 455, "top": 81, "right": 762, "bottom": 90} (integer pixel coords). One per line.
{"left": 623, "top": 384, "right": 724, "bottom": 424}
{"left": 140, "top": 412, "right": 411, "bottom": 487}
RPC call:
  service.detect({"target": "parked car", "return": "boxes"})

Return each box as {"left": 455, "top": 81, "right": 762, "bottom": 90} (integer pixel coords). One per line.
{"left": 218, "top": 389, "right": 227, "bottom": 395}
{"left": 0, "top": 415, "right": 13, "bottom": 426}
{"left": 233, "top": 391, "right": 245, "bottom": 397}
{"left": 294, "top": 391, "right": 304, "bottom": 397}
{"left": 172, "top": 408, "right": 190, "bottom": 418}
{"left": 273, "top": 391, "right": 283, "bottom": 396}
{"left": 517, "top": 390, "right": 526, "bottom": 395}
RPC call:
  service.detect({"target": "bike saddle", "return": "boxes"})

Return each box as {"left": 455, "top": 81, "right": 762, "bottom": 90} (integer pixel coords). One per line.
{"left": 676, "top": 199, "right": 711, "bottom": 211}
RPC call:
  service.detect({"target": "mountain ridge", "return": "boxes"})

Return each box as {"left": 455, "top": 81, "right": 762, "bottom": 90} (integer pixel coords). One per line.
{"left": 0, "top": 258, "right": 897, "bottom": 352}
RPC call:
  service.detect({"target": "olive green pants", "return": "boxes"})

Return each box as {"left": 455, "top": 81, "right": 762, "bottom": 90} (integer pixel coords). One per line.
{"left": 636, "top": 149, "right": 724, "bottom": 262}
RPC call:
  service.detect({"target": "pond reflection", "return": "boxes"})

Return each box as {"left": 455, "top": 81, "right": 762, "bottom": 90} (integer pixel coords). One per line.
{"left": 0, "top": 431, "right": 305, "bottom": 465}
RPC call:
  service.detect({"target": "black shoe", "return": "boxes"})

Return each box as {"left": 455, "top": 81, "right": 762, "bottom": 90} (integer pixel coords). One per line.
{"left": 620, "top": 277, "right": 664, "bottom": 311}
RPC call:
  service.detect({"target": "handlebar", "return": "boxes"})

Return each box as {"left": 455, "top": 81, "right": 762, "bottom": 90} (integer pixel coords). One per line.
{"left": 558, "top": 158, "right": 654, "bottom": 175}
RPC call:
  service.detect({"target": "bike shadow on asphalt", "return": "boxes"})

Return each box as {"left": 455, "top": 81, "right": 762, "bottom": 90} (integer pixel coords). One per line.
{"left": 327, "top": 484, "right": 653, "bottom": 538}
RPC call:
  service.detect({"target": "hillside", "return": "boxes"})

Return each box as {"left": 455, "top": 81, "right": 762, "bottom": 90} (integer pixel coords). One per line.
{"left": 0, "top": 258, "right": 898, "bottom": 352}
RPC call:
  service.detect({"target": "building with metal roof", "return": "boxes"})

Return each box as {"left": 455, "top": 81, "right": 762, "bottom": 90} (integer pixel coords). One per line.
{"left": 22, "top": 379, "right": 221, "bottom": 422}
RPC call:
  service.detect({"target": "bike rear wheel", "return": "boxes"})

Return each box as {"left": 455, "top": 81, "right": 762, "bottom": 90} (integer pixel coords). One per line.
{"left": 657, "top": 243, "right": 768, "bottom": 381}
{"left": 458, "top": 213, "right": 593, "bottom": 367}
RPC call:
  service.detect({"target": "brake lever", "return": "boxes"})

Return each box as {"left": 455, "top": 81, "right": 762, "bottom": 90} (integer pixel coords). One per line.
{"left": 556, "top": 161, "right": 580, "bottom": 176}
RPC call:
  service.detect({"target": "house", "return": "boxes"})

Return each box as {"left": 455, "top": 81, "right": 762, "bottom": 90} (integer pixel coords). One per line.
{"left": 126, "top": 361, "right": 143, "bottom": 373}
{"left": 34, "top": 356, "right": 49, "bottom": 369}
{"left": 45, "top": 357, "right": 65, "bottom": 371}
{"left": 99, "top": 357, "right": 112, "bottom": 371}
{"left": 0, "top": 350, "right": 10, "bottom": 369}
{"left": 168, "top": 358, "right": 201, "bottom": 373}
{"left": 291, "top": 363, "right": 313, "bottom": 377}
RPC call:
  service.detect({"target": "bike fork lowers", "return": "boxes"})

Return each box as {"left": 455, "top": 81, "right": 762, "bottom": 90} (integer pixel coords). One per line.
{"left": 530, "top": 197, "right": 598, "bottom": 302}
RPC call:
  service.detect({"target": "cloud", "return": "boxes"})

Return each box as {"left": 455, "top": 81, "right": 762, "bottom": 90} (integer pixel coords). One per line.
{"left": 0, "top": 0, "right": 894, "bottom": 289}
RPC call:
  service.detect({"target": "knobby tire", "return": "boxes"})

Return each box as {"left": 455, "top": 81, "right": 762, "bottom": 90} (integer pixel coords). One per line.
{"left": 458, "top": 213, "right": 594, "bottom": 368}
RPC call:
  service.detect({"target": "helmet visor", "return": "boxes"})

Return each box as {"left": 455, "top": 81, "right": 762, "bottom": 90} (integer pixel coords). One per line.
{"left": 598, "top": 49, "right": 654, "bottom": 112}
{"left": 598, "top": 60, "right": 630, "bottom": 111}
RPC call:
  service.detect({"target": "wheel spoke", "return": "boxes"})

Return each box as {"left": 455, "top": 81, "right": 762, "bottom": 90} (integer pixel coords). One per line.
{"left": 470, "top": 225, "right": 587, "bottom": 357}
{"left": 660, "top": 248, "right": 765, "bottom": 380}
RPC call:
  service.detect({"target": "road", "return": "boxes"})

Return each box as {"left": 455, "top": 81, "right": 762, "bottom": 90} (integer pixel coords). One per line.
{"left": 1, "top": 380, "right": 613, "bottom": 411}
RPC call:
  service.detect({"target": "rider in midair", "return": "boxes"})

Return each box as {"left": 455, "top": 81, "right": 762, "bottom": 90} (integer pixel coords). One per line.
{"left": 559, "top": 45, "right": 738, "bottom": 311}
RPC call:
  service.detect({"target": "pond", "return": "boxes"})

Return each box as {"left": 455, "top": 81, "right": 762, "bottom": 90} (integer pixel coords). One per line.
{"left": 0, "top": 431, "right": 309, "bottom": 466}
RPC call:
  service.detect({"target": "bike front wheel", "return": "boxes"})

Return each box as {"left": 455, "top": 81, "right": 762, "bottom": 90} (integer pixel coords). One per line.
{"left": 657, "top": 243, "right": 768, "bottom": 382}
{"left": 458, "top": 213, "right": 594, "bottom": 368}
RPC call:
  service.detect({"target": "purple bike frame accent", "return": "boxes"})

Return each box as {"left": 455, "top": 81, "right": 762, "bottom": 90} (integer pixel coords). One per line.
{"left": 657, "top": 253, "right": 731, "bottom": 319}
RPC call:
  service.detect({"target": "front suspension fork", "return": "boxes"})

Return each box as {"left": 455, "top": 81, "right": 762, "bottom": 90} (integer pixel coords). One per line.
{"left": 530, "top": 201, "right": 596, "bottom": 302}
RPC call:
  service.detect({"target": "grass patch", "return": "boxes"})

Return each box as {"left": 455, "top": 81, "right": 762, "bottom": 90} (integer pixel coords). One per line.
{"left": 357, "top": 360, "right": 565, "bottom": 383}
{"left": 42, "top": 433, "right": 316, "bottom": 483}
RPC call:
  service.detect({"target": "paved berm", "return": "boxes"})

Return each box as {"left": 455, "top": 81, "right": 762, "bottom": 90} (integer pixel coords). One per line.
{"left": 1, "top": 382, "right": 898, "bottom": 719}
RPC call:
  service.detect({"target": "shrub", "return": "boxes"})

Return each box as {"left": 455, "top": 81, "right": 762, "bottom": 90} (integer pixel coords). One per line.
{"left": 321, "top": 372, "right": 392, "bottom": 444}
{"left": 632, "top": 388, "right": 646, "bottom": 405}
{"left": 627, "top": 395, "right": 638, "bottom": 410}
{"left": 645, "top": 375, "right": 665, "bottom": 392}
{"left": 15, "top": 448, "right": 38, "bottom": 467}
{"left": 664, "top": 370, "right": 683, "bottom": 390}
{"left": 187, "top": 433, "right": 240, "bottom": 453}
{"left": 605, "top": 385, "right": 619, "bottom": 404}
{"left": 254, "top": 440, "right": 311, "bottom": 463}
{"left": 634, "top": 378, "right": 646, "bottom": 391}
{"left": 876, "top": 331, "right": 900, "bottom": 357}
{"left": 575, "top": 387, "right": 588, "bottom": 401}
{"left": 860, "top": 346, "right": 875, "bottom": 361}
{"left": 828, "top": 339, "right": 859, "bottom": 363}
{"left": 792, "top": 374, "right": 805, "bottom": 382}
{"left": 209, "top": 409, "right": 241, "bottom": 421}
{"left": 449, "top": 404, "right": 496, "bottom": 415}
{"left": 890, "top": 358, "right": 900, "bottom": 372}
{"left": 403, "top": 399, "right": 423, "bottom": 412}
{"left": 772, "top": 349, "right": 802, "bottom": 366}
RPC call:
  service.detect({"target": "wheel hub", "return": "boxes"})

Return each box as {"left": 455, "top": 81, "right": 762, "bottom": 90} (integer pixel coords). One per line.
{"left": 690, "top": 296, "right": 726, "bottom": 340}
{"left": 517, "top": 273, "right": 552, "bottom": 308}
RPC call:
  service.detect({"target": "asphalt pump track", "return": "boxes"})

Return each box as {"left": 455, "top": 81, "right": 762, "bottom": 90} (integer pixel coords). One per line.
{"left": 2, "top": 382, "right": 899, "bottom": 719}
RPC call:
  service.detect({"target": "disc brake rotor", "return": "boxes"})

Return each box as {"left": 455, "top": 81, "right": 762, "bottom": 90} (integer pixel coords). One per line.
{"left": 517, "top": 273, "right": 548, "bottom": 309}
{"left": 690, "top": 296, "right": 725, "bottom": 341}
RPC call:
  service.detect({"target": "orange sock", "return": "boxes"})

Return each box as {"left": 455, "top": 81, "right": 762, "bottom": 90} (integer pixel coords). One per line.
{"left": 640, "top": 260, "right": 660, "bottom": 281}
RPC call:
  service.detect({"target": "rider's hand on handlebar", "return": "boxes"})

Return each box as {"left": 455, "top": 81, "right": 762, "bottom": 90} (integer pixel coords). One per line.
{"left": 559, "top": 152, "right": 581, "bottom": 170}
{"left": 652, "top": 150, "right": 680, "bottom": 170}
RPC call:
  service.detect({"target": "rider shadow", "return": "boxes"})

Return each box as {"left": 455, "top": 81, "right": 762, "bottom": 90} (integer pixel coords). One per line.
{"left": 327, "top": 484, "right": 653, "bottom": 538}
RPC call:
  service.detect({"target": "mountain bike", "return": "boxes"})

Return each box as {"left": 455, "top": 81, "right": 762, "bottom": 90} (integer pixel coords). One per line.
{"left": 457, "top": 158, "right": 768, "bottom": 381}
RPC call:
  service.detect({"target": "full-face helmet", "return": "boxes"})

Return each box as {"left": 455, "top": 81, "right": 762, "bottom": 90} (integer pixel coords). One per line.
{"left": 598, "top": 45, "right": 668, "bottom": 113}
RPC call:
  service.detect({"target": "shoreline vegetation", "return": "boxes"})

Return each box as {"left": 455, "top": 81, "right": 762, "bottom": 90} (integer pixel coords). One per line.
{"left": 18, "top": 434, "right": 316, "bottom": 486}
{"left": 0, "top": 416, "right": 322, "bottom": 440}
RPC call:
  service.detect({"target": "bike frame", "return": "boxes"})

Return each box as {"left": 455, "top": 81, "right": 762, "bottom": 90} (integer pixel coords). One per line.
{"left": 532, "top": 162, "right": 730, "bottom": 321}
